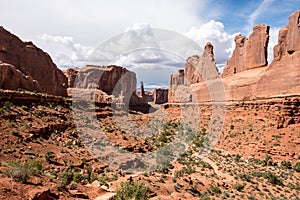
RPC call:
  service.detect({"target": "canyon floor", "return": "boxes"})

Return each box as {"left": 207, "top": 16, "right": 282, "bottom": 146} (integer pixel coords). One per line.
{"left": 0, "top": 90, "right": 299, "bottom": 200}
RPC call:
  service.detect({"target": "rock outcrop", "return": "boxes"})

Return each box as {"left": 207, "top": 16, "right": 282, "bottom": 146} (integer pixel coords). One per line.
{"left": 0, "top": 63, "right": 41, "bottom": 92}
{"left": 68, "top": 65, "right": 147, "bottom": 110}
{"left": 222, "top": 24, "right": 270, "bottom": 76}
{"left": 169, "top": 42, "right": 219, "bottom": 103}
{"left": 0, "top": 27, "right": 67, "bottom": 96}
{"left": 153, "top": 88, "right": 168, "bottom": 104}
{"left": 168, "top": 69, "right": 192, "bottom": 103}
{"left": 169, "top": 10, "right": 300, "bottom": 102}
{"left": 71, "top": 65, "right": 137, "bottom": 97}
{"left": 257, "top": 10, "right": 300, "bottom": 97}
{"left": 186, "top": 42, "right": 219, "bottom": 84}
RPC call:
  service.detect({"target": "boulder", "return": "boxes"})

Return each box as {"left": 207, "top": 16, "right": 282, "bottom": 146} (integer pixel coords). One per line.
{"left": 0, "top": 27, "right": 67, "bottom": 96}
{"left": 0, "top": 63, "right": 41, "bottom": 92}
{"left": 27, "top": 187, "right": 58, "bottom": 200}
{"left": 222, "top": 24, "right": 270, "bottom": 76}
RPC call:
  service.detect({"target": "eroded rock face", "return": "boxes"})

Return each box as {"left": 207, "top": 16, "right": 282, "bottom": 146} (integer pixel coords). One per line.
{"left": 222, "top": 24, "right": 270, "bottom": 76}
{"left": 168, "top": 69, "right": 191, "bottom": 103}
{"left": 64, "top": 68, "right": 79, "bottom": 88}
{"left": 185, "top": 42, "right": 219, "bottom": 84}
{"left": 73, "top": 65, "right": 136, "bottom": 96}
{"left": 69, "top": 65, "right": 146, "bottom": 107}
{"left": 0, "top": 63, "right": 42, "bottom": 92}
{"left": 257, "top": 10, "right": 300, "bottom": 97}
{"left": 153, "top": 88, "right": 168, "bottom": 104}
{"left": 0, "top": 27, "right": 67, "bottom": 96}
{"left": 287, "top": 10, "right": 300, "bottom": 54}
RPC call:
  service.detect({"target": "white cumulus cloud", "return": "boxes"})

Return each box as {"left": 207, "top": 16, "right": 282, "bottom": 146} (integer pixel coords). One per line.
{"left": 184, "top": 20, "right": 239, "bottom": 65}
{"left": 38, "top": 34, "right": 93, "bottom": 67}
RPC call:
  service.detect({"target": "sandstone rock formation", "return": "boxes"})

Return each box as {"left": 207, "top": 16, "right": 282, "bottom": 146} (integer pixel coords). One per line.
{"left": 0, "top": 63, "right": 41, "bottom": 92}
{"left": 169, "top": 42, "right": 219, "bottom": 103}
{"left": 0, "top": 27, "right": 67, "bottom": 96}
{"left": 153, "top": 88, "right": 168, "bottom": 104}
{"left": 68, "top": 65, "right": 147, "bottom": 110}
{"left": 73, "top": 65, "right": 136, "bottom": 96}
{"left": 169, "top": 10, "right": 300, "bottom": 102}
{"left": 64, "top": 67, "right": 79, "bottom": 88}
{"left": 222, "top": 24, "right": 270, "bottom": 76}
{"left": 186, "top": 42, "right": 219, "bottom": 84}
{"left": 168, "top": 69, "right": 192, "bottom": 103}
{"left": 257, "top": 10, "right": 300, "bottom": 97}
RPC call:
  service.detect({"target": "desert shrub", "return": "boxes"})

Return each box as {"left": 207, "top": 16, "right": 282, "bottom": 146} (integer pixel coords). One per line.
{"left": 4, "top": 101, "right": 13, "bottom": 107}
{"left": 234, "top": 183, "right": 246, "bottom": 191}
{"left": 0, "top": 108, "right": 4, "bottom": 114}
{"left": 208, "top": 184, "right": 221, "bottom": 195}
{"left": 6, "top": 165, "right": 30, "bottom": 182}
{"left": 57, "top": 170, "right": 73, "bottom": 190}
{"left": 116, "top": 181, "right": 150, "bottom": 200}
{"left": 5, "top": 159, "right": 43, "bottom": 183}
{"left": 73, "top": 173, "right": 84, "bottom": 183}
{"left": 12, "top": 130, "right": 21, "bottom": 137}
{"left": 45, "top": 151, "right": 55, "bottom": 163}
{"left": 294, "top": 162, "right": 300, "bottom": 172}
{"left": 281, "top": 160, "right": 292, "bottom": 169}
{"left": 238, "top": 173, "right": 253, "bottom": 183}
{"left": 26, "top": 159, "right": 43, "bottom": 175}
{"left": 252, "top": 171, "right": 283, "bottom": 185}
{"left": 20, "top": 105, "right": 29, "bottom": 111}
{"left": 267, "top": 173, "right": 284, "bottom": 186}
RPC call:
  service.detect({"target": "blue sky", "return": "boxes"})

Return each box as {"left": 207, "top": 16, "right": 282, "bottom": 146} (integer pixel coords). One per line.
{"left": 1, "top": 0, "right": 299, "bottom": 89}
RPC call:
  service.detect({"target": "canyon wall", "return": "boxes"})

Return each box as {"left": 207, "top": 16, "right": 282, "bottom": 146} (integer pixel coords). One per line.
{"left": 169, "top": 10, "right": 300, "bottom": 103}
{"left": 0, "top": 27, "right": 68, "bottom": 96}
{"left": 222, "top": 24, "right": 270, "bottom": 76}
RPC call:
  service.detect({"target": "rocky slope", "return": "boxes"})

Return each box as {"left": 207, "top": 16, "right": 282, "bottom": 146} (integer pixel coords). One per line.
{"left": 0, "top": 27, "right": 68, "bottom": 96}
{"left": 0, "top": 91, "right": 299, "bottom": 199}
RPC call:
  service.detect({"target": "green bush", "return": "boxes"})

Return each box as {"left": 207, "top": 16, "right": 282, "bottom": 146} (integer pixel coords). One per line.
{"left": 5, "top": 159, "right": 43, "bottom": 183}
{"left": 208, "top": 184, "right": 221, "bottom": 195}
{"left": 45, "top": 151, "right": 55, "bottom": 163}
{"left": 281, "top": 161, "right": 292, "bottom": 169}
{"left": 116, "top": 181, "right": 150, "bottom": 200}
{"left": 234, "top": 183, "right": 245, "bottom": 191}
{"left": 57, "top": 170, "right": 74, "bottom": 190}
{"left": 73, "top": 173, "right": 84, "bottom": 183}
{"left": 294, "top": 162, "right": 300, "bottom": 172}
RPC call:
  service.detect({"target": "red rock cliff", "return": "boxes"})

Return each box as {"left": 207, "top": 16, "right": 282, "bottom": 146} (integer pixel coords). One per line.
{"left": 0, "top": 27, "right": 68, "bottom": 96}
{"left": 257, "top": 10, "right": 300, "bottom": 97}
{"left": 222, "top": 24, "right": 270, "bottom": 76}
